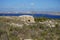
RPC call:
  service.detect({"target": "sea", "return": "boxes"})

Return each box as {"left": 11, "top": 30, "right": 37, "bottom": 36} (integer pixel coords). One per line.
{"left": 0, "top": 13, "right": 60, "bottom": 19}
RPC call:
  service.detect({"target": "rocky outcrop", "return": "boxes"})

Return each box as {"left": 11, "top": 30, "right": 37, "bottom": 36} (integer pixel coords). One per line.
{"left": 39, "top": 20, "right": 58, "bottom": 27}
{"left": 19, "top": 15, "right": 35, "bottom": 25}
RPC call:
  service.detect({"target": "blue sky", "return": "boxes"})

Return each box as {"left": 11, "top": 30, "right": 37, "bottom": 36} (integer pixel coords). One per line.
{"left": 0, "top": 0, "right": 60, "bottom": 12}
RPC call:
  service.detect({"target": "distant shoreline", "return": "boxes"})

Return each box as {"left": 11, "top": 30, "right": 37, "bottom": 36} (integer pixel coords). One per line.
{"left": 0, "top": 13, "right": 60, "bottom": 19}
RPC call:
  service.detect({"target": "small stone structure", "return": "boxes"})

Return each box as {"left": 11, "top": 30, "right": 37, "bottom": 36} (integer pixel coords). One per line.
{"left": 19, "top": 15, "right": 35, "bottom": 25}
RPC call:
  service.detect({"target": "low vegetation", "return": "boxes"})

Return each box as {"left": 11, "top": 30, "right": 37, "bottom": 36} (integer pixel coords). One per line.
{"left": 0, "top": 16, "right": 60, "bottom": 40}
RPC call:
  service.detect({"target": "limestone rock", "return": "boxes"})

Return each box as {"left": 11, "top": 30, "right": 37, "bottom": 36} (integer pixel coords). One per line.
{"left": 19, "top": 15, "right": 35, "bottom": 25}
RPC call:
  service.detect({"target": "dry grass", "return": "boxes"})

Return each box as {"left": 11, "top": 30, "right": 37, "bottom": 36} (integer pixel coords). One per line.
{"left": 0, "top": 16, "right": 60, "bottom": 40}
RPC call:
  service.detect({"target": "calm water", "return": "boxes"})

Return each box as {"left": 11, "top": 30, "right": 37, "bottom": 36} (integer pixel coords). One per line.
{"left": 0, "top": 13, "right": 60, "bottom": 19}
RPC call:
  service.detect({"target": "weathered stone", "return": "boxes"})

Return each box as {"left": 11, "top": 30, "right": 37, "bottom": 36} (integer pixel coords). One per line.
{"left": 19, "top": 15, "right": 35, "bottom": 25}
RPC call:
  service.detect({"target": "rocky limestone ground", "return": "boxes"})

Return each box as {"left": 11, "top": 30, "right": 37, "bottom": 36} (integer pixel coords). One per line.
{"left": 0, "top": 16, "right": 60, "bottom": 40}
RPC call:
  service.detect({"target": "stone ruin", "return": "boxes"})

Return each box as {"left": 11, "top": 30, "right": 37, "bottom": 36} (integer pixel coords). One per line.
{"left": 19, "top": 15, "right": 35, "bottom": 25}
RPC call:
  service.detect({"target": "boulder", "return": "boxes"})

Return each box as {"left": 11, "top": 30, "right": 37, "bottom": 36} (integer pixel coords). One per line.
{"left": 19, "top": 15, "right": 35, "bottom": 25}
